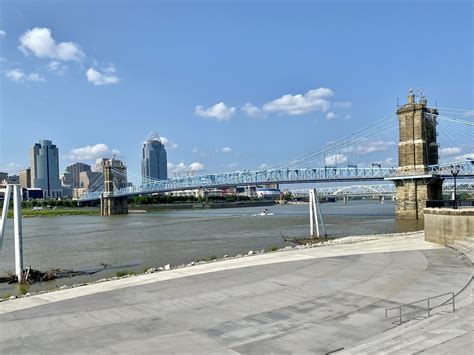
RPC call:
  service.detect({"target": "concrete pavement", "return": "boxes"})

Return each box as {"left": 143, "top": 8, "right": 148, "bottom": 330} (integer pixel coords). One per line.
{"left": 0, "top": 234, "right": 472, "bottom": 354}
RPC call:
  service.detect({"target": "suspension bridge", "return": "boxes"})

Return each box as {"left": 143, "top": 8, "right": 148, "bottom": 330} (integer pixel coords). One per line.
{"left": 79, "top": 91, "right": 473, "bottom": 219}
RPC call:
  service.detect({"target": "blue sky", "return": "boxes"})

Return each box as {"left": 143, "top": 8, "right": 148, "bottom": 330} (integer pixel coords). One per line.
{"left": 0, "top": 0, "right": 472, "bottom": 177}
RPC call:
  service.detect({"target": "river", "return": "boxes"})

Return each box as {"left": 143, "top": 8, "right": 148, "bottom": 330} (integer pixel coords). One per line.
{"left": 0, "top": 200, "right": 422, "bottom": 295}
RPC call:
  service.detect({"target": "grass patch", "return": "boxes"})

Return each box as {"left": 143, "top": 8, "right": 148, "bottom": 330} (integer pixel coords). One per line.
{"left": 18, "top": 285, "right": 29, "bottom": 296}
{"left": 116, "top": 270, "right": 138, "bottom": 277}
{"left": 7, "top": 208, "right": 99, "bottom": 218}
{"left": 2, "top": 293, "right": 13, "bottom": 300}
{"left": 265, "top": 246, "right": 279, "bottom": 252}
{"left": 199, "top": 255, "right": 218, "bottom": 262}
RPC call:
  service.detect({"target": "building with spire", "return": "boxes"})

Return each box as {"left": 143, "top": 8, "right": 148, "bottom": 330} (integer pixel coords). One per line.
{"left": 141, "top": 132, "right": 167, "bottom": 182}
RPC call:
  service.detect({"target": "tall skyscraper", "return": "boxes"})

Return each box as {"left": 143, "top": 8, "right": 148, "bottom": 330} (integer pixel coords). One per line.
{"left": 64, "top": 162, "right": 91, "bottom": 188}
{"left": 30, "top": 140, "right": 62, "bottom": 198}
{"left": 142, "top": 133, "right": 167, "bottom": 181}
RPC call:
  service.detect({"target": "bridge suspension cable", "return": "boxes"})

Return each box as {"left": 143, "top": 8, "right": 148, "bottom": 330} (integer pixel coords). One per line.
{"left": 272, "top": 114, "right": 398, "bottom": 169}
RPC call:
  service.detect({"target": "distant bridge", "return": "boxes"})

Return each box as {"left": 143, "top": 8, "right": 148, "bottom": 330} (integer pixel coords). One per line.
{"left": 289, "top": 181, "right": 474, "bottom": 198}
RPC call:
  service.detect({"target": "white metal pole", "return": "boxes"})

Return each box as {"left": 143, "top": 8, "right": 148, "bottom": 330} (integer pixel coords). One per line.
{"left": 13, "top": 185, "right": 24, "bottom": 283}
{"left": 315, "top": 189, "right": 327, "bottom": 237}
{"left": 0, "top": 185, "right": 13, "bottom": 250}
{"left": 309, "top": 189, "right": 314, "bottom": 237}
{"left": 312, "top": 189, "right": 320, "bottom": 237}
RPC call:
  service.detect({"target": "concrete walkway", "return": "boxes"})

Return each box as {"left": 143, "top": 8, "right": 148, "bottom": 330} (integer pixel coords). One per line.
{"left": 0, "top": 234, "right": 471, "bottom": 354}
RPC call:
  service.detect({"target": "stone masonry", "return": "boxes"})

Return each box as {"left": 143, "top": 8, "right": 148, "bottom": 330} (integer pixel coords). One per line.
{"left": 394, "top": 90, "right": 443, "bottom": 220}
{"left": 100, "top": 159, "right": 128, "bottom": 215}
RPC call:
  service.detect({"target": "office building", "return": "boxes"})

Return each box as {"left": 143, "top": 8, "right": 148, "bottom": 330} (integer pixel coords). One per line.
{"left": 19, "top": 168, "right": 32, "bottom": 188}
{"left": 64, "top": 162, "right": 91, "bottom": 188}
{"left": 0, "top": 172, "right": 7, "bottom": 183}
{"left": 30, "top": 139, "right": 62, "bottom": 198}
{"left": 141, "top": 133, "right": 167, "bottom": 182}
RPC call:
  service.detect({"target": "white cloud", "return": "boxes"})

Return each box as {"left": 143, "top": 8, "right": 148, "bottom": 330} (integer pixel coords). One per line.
{"left": 326, "top": 112, "right": 337, "bottom": 120}
{"left": 242, "top": 102, "right": 263, "bottom": 118}
{"left": 192, "top": 146, "right": 207, "bottom": 158}
{"left": 439, "top": 147, "right": 462, "bottom": 157}
{"left": 222, "top": 147, "right": 232, "bottom": 153}
{"left": 261, "top": 87, "right": 334, "bottom": 116}
{"left": 0, "top": 30, "right": 5, "bottom": 37}
{"left": 160, "top": 136, "right": 178, "bottom": 150}
{"left": 67, "top": 143, "right": 120, "bottom": 161}
{"left": 0, "top": 162, "right": 24, "bottom": 175}
{"left": 168, "top": 161, "right": 205, "bottom": 174}
{"left": 26, "top": 73, "right": 45, "bottom": 82}
{"left": 454, "top": 153, "right": 474, "bottom": 161}
{"left": 5, "top": 69, "right": 24, "bottom": 82}
{"left": 5, "top": 68, "right": 45, "bottom": 82}
{"left": 86, "top": 67, "right": 120, "bottom": 86}
{"left": 333, "top": 101, "right": 352, "bottom": 109}
{"left": 325, "top": 154, "right": 348, "bottom": 166}
{"left": 259, "top": 163, "right": 269, "bottom": 169}
{"left": 189, "top": 162, "right": 204, "bottom": 172}
{"left": 47, "top": 60, "right": 68, "bottom": 75}
{"left": 19, "top": 27, "right": 84, "bottom": 61}
{"left": 103, "top": 64, "right": 117, "bottom": 74}
{"left": 462, "top": 110, "right": 474, "bottom": 117}
{"left": 228, "top": 163, "right": 238, "bottom": 168}
{"left": 341, "top": 141, "right": 395, "bottom": 155}
{"left": 195, "top": 102, "right": 235, "bottom": 122}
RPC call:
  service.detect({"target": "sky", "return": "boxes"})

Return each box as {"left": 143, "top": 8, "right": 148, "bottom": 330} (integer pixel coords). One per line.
{"left": 0, "top": 0, "right": 473, "bottom": 178}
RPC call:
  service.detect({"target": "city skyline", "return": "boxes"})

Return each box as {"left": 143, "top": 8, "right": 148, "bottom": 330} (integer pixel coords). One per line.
{"left": 1, "top": 1, "right": 473, "bottom": 177}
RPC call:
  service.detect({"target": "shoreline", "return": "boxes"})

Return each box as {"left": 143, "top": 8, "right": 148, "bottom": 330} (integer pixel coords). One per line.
{"left": 0, "top": 230, "right": 423, "bottom": 301}
{"left": 11, "top": 200, "right": 277, "bottom": 218}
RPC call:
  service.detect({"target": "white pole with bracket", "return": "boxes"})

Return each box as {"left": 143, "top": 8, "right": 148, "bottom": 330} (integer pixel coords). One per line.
{"left": 0, "top": 184, "right": 24, "bottom": 283}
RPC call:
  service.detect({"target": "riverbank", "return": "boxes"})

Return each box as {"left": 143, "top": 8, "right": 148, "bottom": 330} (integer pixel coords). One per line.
{"left": 8, "top": 207, "right": 99, "bottom": 218}
{"left": 130, "top": 199, "right": 275, "bottom": 211}
{"left": 7, "top": 200, "right": 276, "bottom": 218}
{"left": 1, "top": 230, "right": 424, "bottom": 300}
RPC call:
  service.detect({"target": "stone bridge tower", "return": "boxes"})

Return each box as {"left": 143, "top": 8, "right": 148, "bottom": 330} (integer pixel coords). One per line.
{"left": 100, "top": 159, "right": 128, "bottom": 215}
{"left": 393, "top": 89, "right": 443, "bottom": 220}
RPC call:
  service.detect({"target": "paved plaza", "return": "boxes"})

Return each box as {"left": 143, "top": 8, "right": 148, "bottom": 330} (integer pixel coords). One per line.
{"left": 0, "top": 234, "right": 472, "bottom": 354}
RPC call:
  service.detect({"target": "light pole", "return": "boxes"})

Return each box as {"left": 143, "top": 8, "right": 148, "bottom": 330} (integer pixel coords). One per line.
{"left": 450, "top": 165, "right": 459, "bottom": 209}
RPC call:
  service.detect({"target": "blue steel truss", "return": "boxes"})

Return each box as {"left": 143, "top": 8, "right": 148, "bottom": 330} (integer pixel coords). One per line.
{"left": 78, "top": 159, "right": 474, "bottom": 202}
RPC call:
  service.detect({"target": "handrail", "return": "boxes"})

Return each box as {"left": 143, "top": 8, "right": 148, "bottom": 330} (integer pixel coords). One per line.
{"left": 385, "top": 292, "right": 455, "bottom": 325}
{"left": 385, "top": 275, "right": 473, "bottom": 325}
{"left": 438, "top": 276, "right": 473, "bottom": 308}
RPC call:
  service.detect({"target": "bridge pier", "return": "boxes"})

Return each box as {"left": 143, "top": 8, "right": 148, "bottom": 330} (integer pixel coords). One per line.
{"left": 100, "top": 194, "right": 128, "bottom": 216}
{"left": 394, "top": 178, "right": 442, "bottom": 219}
{"left": 100, "top": 159, "right": 128, "bottom": 216}
{"left": 392, "top": 90, "right": 442, "bottom": 220}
